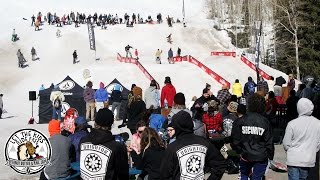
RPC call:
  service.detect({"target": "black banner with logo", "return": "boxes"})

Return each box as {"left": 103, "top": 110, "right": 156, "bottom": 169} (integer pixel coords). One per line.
{"left": 87, "top": 23, "right": 96, "bottom": 50}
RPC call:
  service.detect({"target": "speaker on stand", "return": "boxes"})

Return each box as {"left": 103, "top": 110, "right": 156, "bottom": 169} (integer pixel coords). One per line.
{"left": 29, "top": 91, "right": 37, "bottom": 124}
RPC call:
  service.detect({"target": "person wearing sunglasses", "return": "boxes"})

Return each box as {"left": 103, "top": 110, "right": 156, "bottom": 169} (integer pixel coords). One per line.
{"left": 167, "top": 123, "right": 176, "bottom": 144}
{"left": 128, "top": 121, "right": 147, "bottom": 166}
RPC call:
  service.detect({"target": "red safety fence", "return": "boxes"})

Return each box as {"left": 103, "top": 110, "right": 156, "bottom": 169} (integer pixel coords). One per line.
{"left": 211, "top": 51, "right": 236, "bottom": 57}
{"left": 173, "top": 55, "right": 231, "bottom": 88}
{"left": 117, "top": 53, "right": 159, "bottom": 88}
{"left": 240, "top": 55, "right": 271, "bottom": 80}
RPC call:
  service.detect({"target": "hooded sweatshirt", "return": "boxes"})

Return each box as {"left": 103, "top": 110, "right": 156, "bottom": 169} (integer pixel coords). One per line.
{"left": 283, "top": 98, "right": 320, "bottom": 167}
{"left": 144, "top": 86, "right": 160, "bottom": 109}
{"left": 95, "top": 84, "right": 108, "bottom": 102}
{"left": 80, "top": 129, "right": 129, "bottom": 180}
{"left": 160, "top": 111, "right": 227, "bottom": 180}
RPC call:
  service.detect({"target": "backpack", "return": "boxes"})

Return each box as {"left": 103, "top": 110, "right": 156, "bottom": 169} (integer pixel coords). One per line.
{"left": 248, "top": 82, "right": 255, "bottom": 94}
{"left": 53, "top": 97, "right": 61, "bottom": 109}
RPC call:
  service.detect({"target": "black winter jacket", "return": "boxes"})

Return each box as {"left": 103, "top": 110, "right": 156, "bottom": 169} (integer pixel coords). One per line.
{"left": 111, "top": 90, "right": 122, "bottom": 103}
{"left": 127, "top": 100, "right": 146, "bottom": 130}
{"left": 231, "top": 113, "right": 274, "bottom": 162}
{"left": 79, "top": 129, "right": 129, "bottom": 180}
{"left": 160, "top": 133, "right": 227, "bottom": 180}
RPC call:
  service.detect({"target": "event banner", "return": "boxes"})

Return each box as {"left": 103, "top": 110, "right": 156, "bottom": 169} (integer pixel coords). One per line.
{"left": 87, "top": 23, "right": 96, "bottom": 50}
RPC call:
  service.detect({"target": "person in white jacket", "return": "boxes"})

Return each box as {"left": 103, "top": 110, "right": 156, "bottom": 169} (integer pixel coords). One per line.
{"left": 144, "top": 80, "right": 160, "bottom": 112}
{"left": 50, "top": 85, "right": 65, "bottom": 120}
{"left": 283, "top": 98, "right": 320, "bottom": 180}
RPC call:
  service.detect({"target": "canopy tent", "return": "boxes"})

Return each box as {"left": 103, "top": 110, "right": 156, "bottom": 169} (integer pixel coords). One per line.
{"left": 38, "top": 76, "right": 85, "bottom": 124}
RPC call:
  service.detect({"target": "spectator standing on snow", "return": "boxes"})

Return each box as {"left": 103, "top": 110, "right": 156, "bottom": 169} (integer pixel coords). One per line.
{"left": 274, "top": 76, "right": 286, "bottom": 96}
{"left": 177, "top": 47, "right": 181, "bottom": 56}
{"left": 111, "top": 84, "right": 122, "bottom": 121}
{"left": 160, "top": 77, "right": 176, "bottom": 118}
{"left": 168, "top": 48, "right": 174, "bottom": 64}
{"left": 128, "top": 86, "right": 146, "bottom": 134}
{"left": 144, "top": 80, "right": 160, "bottom": 112}
{"left": 283, "top": 98, "right": 320, "bottom": 180}
{"left": 95, "top": 82, "right": 108, "bottom": 112}
{"left": 83, "top": 81, "right": 95, "bottom": 121}
{"left": 244, "top": 76, "right": 257, "bottom": 97}
{"left": 232, "top": 79, "right": 242, "bottom": 98}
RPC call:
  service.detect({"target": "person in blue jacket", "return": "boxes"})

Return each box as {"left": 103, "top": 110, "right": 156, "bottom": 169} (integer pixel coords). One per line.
{"left": 95, "top": 82, "right": 109, "bottom": 112}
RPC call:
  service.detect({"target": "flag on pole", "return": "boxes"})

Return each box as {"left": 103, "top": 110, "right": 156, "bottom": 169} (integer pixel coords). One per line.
{"left": 254, "top": 21, "right": 262, "bottom": 80}
{"left": 87, "top": 23, "right": 96, "bottom": 51}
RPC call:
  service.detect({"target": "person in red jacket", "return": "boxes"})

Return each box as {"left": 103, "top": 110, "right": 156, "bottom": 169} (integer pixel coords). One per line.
{"left": 134, "top": 49, "right": 139, "bottom": 60}
{"left": 202, "top": 100, "right": 223, "bottom": 135}
{"left": 160, "top": 76, "right": 176, "bottom": 118}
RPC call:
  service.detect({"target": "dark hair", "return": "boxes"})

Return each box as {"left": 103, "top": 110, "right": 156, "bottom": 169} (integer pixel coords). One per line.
{"left": 235, "top": 79, "right": 239, "bottom": 83}
{"left": 290, "top": 90, "right": 296, "bottom": 96}
{"left": 268, "top": 91, "right": 275, "bottom": 99}
{"left": 230, "top": 95, "right": 238, "bottom": 102}
{"left": 150, "top": 80, "right": 157, "bottom": 87}
{"left": 140, "top": 127, "right": 164, "bottom": 153}
{"left": 247, "top": 93, "right": 266, "bottom": 113}
{"left": 131, "top": 84, "right": 136, "bottom": 91}
{"left": 202, "top": 88, "right": 209, "bottom": 94}
{"left": 136, "top": 120, "right": 147, "bottom": 130}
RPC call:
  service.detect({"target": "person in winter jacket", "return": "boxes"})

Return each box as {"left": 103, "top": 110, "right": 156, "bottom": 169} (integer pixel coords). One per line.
{"left": 160, "top": 111, "right": 227, "bottom": 179}
{"left": 286, "top": 90, "right": 299, "bottom": 121}
{"left": 95, "top": 82, "right": 108, "bottom": 112}
{"left": 177, "top": 47, "right": 181, "bottom": 56}
{"left": 147, "top": 108, "right": 166, "bottom": 132}
{"left": 217, "top": 85, "right": 232, "bottom": 105}
{"left": 283, "top": 98, "right": 320, "bottom": 180}
{"left": 68, "top": 116, "right": 89, "bottom": 162}
{"left": 127, "top": 121, "right": 147, "bottom": 166}
{"left": 202, "top": 100, "right": 223, "bottom": 134}
{"left": 144, "top": 80, "right": 160, "bottom": 111}
{"left": 31, "top": 47, "right": 37, "bottom": 61}
{"left": 80, "top": 108, "right": 129, "bottom": 180}
{"left": 50, "top": 85, "right": 65, "bottom": 120}
{"left": 167, "top": 92, "right": 192, "bottom": 124}
{"left": 40, "top": 120, "right": 73, "bottom": 180}
{"left": 155, "top": 49, "right": 163, "bottom": 64}
{"left": 125, "top": 45, "right": 133, "bottom": 58}
{"left": 265, "top": 91, "right": 279, "bottom": 120}
{"left": 287, "top": 74, "right": 295, "bottom": 91}
{"left": 111, "top": 84, "right": 122, "bottom": 121}
{"left": 232, "top": 79, "right": 242, "bottom": 98}
{"left": 274, "top": 76, "right": 286, "bottom": 96}
{"left": 168, "top": 48, "right": 174, "bottom": 63}
{"left": 136, "top": 127, "right": 165, "bottom": 179}
{"left": 222, "top": 101, "right": 238, "bottom": 137}
{"left": 128, "top": 86, "right": 146, "bottom": 134}
{"left": 257, "top": 76, "right": 269, "bottom": 97}
{"left": 191, "top": 88, "right": 211, "bottom": 121}
{"left": 231, "top": 93, "right": 274, "bottom": 180}
{"left": 134, "top": 49, "right": 139, "bottom": 60}
{"left": 160, "top": 76, "right": 176, "bottom": 118}
{"left": 243, "top": 76, "right": 257, "bottom": 97}
{"left": 72, "top": 50, "right": 78, "bottom": 64}
{"left": 83, "top": 81, "right": 95, "bottom": 121}
{"left": 0, "top": 94, "right": 3, "bottom": 119}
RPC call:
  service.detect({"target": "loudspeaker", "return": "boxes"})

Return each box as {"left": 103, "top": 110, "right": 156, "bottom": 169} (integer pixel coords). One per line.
{"left": 29, "top": 91, "right": 36, "bottom": 101}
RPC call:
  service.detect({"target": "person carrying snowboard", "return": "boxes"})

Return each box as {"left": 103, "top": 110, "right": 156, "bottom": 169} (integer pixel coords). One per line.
{"left": 168, "top": 48, "right": 174, "bottom": 64}
{"left": 155, "top": 49, "right": 163, "bottom": 64}
{"left": 31, "top": 47, "right": 38, "bottom": 61}
{"left": 73, "top": 50, "right": 78, "bottom": 64}
{"left": 125, "top": 45, "right": 133, "bottom": 58}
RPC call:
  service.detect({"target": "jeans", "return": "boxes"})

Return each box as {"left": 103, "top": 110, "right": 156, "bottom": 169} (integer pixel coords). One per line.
{"left": 288, "top": 166, "right": 310, "bottom": 180}
{"left": 52, "top": 107, "right": 61, "bottom": 120}
{"left": 86, "top": 102, "right": 95, "bottom": 121}
{"left": 112, "top": 102, "right": 121, "bottom": 120}
{"left": 240, "top": 158, "right": 268, "bottom": 180}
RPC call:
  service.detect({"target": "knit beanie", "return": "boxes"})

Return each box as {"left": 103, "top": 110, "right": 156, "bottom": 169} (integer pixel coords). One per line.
{"left": 132, "top": 86, "right": 142, "bottom": 98}
{"left": 227, "top": 101, "right": 239, "bottom": 113}
{"left": 48, "top": 119, "right": 61, "bottom": 137}
{"left": 95, "top": 108, "right": 114, "bottom": 128}
{"left": 164, "top": 76, "right": 171, "bottom": 84}
{"left": 171, "top": 111, "right": 194, "bottom": 137}
{"left": 174, "top": 92, "right": 186, "bottom": 105}
{"left": 99, "top": 82, "right": 105, "bottom": 89}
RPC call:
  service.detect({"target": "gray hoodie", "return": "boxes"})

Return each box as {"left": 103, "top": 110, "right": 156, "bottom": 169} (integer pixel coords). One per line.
{"left": 283, "top": 98, "right": 320, "bottom": 167}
